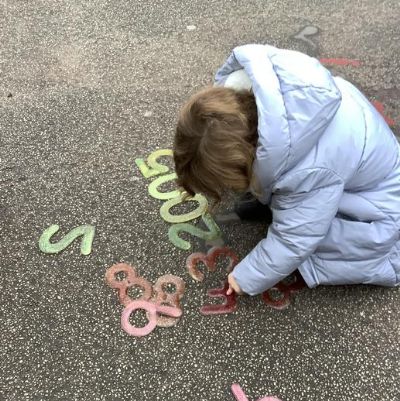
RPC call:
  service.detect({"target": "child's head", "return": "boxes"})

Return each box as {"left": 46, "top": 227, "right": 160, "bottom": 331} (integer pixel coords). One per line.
{"left": 173, "top": 87, "right": 258, "bottom": 203}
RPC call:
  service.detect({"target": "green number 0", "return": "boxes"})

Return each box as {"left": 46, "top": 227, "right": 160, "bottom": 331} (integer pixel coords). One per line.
{"left": 148, "top": 173, "right": 180, "bottom": 200}
{"left": 160, "top": 193, "right": 208, "bottom": 223}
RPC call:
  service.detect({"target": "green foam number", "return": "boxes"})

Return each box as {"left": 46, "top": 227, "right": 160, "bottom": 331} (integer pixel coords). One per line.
{"left": 135, "top": 149, "right": 173, "bottom": 179}
{"left": 168, "top": 213, "right": 222, "bottom": 250}
{"left": 148, "top": 173, "right": 181, "bottom": 200}
{"left": 39, "top": 224, "right": 95, "bottom": 255}
{"left": 160, "top": 193, "right": 208, "bottom": 223}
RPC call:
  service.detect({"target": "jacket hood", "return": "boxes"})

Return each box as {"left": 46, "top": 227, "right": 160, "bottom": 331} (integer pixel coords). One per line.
{"left": 215, "top": 44, "right": 342, "bottom": 202}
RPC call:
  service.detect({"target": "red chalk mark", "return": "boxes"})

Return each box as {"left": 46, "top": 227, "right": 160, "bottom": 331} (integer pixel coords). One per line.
{"left": 262, "top": 271, "right": 306, "bottom": 310}
{"left": 319, "top": 58, "right": 361, "bottom": 67}
{"left": 186, "top": 246, "right": 239, "bottom": 282}
{"left": 231, "top": 384, "right": 283, "bottom": 401}
{"left": 121, "top": 300, "right": 182, "bottom": 337}
{"left": 200, "top": 281, "right": 237, "bottom": 315}
{"left": 372, "top": 100, "right": 395, "bottom": 126}
{"left": 319, "top": 57, "right": 396, "bottom": 126}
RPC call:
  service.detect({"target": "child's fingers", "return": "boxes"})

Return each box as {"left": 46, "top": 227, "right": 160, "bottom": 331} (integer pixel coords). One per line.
{"left": 226, "top": 285, "right": 233, "bottom": 295}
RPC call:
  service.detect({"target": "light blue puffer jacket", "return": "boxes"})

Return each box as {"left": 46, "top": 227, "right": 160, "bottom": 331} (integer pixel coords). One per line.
{"left": 215, "top": 44, "right": 400, "bottom": 295}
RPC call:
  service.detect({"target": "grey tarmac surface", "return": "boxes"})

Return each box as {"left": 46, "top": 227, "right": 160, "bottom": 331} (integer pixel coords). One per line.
{"left": 0, "top": 1, "right": 399, "bottom": 400}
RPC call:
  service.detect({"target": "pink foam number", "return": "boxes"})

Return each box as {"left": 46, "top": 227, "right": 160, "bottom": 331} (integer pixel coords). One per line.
{"left": 121, "top": 299, "right": 182, "bottom": 337}
{"left": 231, "top": 384, "right": 249, "bottom": 401}
{"left": 231, "top": 384, "right": 283, "bottom": 401}
{"left": 372, "top": 100, "right": 395, "bottom": 126}
{"left": 105, "top": 264, "right": 186, "bottom": 336}
{"left": 152, "top": 274, "right": 186, "bottom": 327}
{"left": 319, "top": 58, "right": 361, "bottom": 67}
{"left": 200, "top": 281, "right": 237, "bottom": 315}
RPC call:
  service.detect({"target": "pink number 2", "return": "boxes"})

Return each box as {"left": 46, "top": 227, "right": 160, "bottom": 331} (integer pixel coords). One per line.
{"left": 231, "top": 384, "right": 282, "bottom": 401}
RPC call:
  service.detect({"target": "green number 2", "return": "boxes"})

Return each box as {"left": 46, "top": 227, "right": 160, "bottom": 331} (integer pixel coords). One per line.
{"left": 135, "top": 148, "right": 224, "bottom": 251}
{"left": 168, "top": 213, "right": 222, "bottom": 250}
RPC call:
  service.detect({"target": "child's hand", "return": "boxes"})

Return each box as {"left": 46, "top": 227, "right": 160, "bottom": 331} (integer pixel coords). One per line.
{"left": 227, "top": 273, "right": 243, "bottom": 295}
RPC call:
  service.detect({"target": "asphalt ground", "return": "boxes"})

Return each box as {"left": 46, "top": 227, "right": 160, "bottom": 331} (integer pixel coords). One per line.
{"left": 0, "top": 1, "right": 399, "bottom": 400}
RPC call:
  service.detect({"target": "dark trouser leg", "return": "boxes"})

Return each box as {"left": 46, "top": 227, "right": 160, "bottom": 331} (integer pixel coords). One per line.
{"left": 234, "top": 192, "right": 272, "bottom": 223}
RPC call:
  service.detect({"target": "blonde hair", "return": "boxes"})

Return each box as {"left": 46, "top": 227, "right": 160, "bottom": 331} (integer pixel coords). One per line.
{"left": 173, "top": 86, "right": 258, "bottom": 203}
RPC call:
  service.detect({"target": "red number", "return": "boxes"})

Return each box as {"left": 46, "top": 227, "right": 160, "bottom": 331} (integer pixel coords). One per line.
{"left": 372, "top": 100, "right": 395, "bottom": 126}
{"left": 319, "top": 58, "right": 361, "bottom": 67}
{"left": 105, "top": 263, "right": 185, "bottom": 336}
{"left": 262, "top": 271, "right": 306, "bottom": 310}
{"left": 121, "top": 300, "right": 182, "bottom": 337}
{"left": 186, "top": 246, "right": 238, "bottom": 282}
{"left": 186, "top": 247, "right": 239, "bottom": 315}
{"left": 200, "top": 281, "right": 237, "bottom": 315}
{"left": 152, "top": 275, "right": 185, "bottom": 327}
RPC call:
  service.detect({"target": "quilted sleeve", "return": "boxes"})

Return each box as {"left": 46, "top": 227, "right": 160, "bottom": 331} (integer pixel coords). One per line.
{"left": 233, "top": 168, "right": 344, "bottom": 295}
